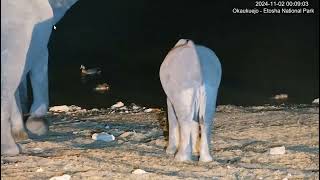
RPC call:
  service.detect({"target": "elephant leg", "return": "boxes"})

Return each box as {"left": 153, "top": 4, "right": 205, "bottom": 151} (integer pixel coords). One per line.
{"left": 26, "top": 50, "right": 49, "bottom": 136}
{"left": 29, "top": 50, "right": 49, "bottom": 118}
{"left": 26, "top": 21, "right": 52, "bottom": 137}
{"left": 11, "top": 91, "right": 28, "bottom": 141}
{"left": 18, "top": 74, "right": 30, "bottom": 115}
{"left": 171, "top": 90, "right": 196, "bottom": 162}
{"left": 199, "top": 91, "right": 217, "bottom": 162}
{"left": 199, "top": 122, "right": 213, "bottom": 162}
{"left": 1, "top": 93, "right": 20, "bottom": 156}
{"left": 191, "top": 120, "right": 200, "bottom": 156}
{"left": 1, "top": 44, "right": 30, "bottom": 155}
{"left": 166, "top": 98, "right": 180, "bottom": 155}
{"left": 1, "top": 17, "right": 34, "bottom": 155}
{"left": 174, "top": 114, "right": 193, "bottom": 161}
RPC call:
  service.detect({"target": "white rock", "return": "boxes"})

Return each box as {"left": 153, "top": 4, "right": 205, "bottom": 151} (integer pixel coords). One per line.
{"left": 36, "top": 168, "right": 44, "bottom": 172}
{"left": 49, "top": 174, "right": 71, "bottom": 180}
{"left": 119, "top": 106, "right": 128, "bottom": 110}
{"left": 92, "top": 132, "right": 115, "bottom": 142}
{"left": 104, "top": 125, "right": 110, "bottom": 129}
{"left": 33, "top": 148, "right": 44, "bottom": 153}
{"left": 312, "top": 98, "right": 319, "bottom": 104}
{"left": 270, "top": 146, "right": 286, "bottom": 155}
{"left": 132, "top": 105, "right": 140, "bottom": 110}
{"left": 91, "top": 108, "right": 99, "bottom": 112}
{"left": 111, "top": 101, "right": 124, "bottom": 109}
{"left": 69, "top": 105, "right": 81, "bottom": 111}
{"left": 132, "top": 169, "right": 148, "bottom": 174}
{"left": 144, "top": 108, "right": 153, "bottom": 113}
{"left": 78, "top": 109, "right": 87, "bottom": 113}
{"left": 49, "top": 105, "right": 70, "bottom": 112}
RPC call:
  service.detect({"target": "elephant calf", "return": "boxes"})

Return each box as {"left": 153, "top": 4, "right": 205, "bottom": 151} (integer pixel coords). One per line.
{"left": 159, "top": 39, "right": 222, "bottom": 162}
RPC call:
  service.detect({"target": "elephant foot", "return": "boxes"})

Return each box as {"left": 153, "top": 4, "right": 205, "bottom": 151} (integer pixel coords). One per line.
{"left": 192, "top": 145, "right": 200, "bottom": 156}
{"left": 199, "top": 153, "right": 213, "bottom": 162}
{"left": 174, "top": 151, "right": 192, "bottom": 162}
{"left": 192, "top": 151, "right": 200, "bottom": 156}
{"left": 166, "top": 145, "right": 177, "bottom": 155}
{"left": 12, "top": 129, "right": 29, "bottom": 141}
{"left": 1, "top": 143, "right": 21, "bottom": 156}
{"left": 25, "top": 116, "right": 49, "bottom": 137}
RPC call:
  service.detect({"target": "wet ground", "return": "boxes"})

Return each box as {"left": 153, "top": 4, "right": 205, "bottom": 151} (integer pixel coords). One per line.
{"left": 1, "top": 104, "right": 319, "bottom": 179}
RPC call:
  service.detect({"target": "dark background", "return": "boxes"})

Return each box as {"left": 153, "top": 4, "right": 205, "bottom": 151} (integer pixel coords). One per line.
{"left": 48, "top": 0, "right": 319, "bottom": 109}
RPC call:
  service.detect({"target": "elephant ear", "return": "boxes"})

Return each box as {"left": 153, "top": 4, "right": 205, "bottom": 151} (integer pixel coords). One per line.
{"left": 174, "top": 39, "right": 188, "bottom": 47}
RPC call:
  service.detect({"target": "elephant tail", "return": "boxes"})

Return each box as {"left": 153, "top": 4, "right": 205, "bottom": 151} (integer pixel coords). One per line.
{"left": 194, "top": 85, "right": 206, "bottom": 124}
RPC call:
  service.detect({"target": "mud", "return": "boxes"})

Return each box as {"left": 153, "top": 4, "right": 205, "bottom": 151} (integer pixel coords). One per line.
{"left": 1, "top": 105, "right": 319, "bottom": 179}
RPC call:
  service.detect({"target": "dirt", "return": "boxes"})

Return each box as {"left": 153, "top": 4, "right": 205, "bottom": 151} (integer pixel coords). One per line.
{"left": 1, "top": 104, "right": 319, "bottom": 179}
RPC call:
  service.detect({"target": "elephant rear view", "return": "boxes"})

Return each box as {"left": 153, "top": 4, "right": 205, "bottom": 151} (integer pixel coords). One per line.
{"left": 159, "top": 39, "right": 222, "bottom": 162}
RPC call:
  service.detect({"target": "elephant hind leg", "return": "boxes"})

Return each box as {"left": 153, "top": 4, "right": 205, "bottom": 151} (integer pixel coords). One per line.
{"left": 166, "top": 98, "right": 180, "bottom": 155}
{"left": 199, "top": 94, "right": 217, "bottom": 162}
{"left": 29, "top": 51, "right": 49, "bottom": 118}
{"left": 198, "top": 123, "right": 213, "bottom": 162}
{"left": 191, "top": 120, "right": 200, "bottom": 156}
{"left": 168, "top": 88, "right": 198, "bottom": 161}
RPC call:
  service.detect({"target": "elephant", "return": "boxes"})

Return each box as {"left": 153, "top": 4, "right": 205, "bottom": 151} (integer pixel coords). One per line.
{"left": 1, "top": 0, "right": 78, "bottom": 156}
{"left": 159, "top": 39, "right": 222, "bottom": 162}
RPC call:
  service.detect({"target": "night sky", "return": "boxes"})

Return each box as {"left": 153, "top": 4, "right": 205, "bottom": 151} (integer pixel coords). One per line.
{"left": 48, "top": 0, "right": 319, "bottom": 108}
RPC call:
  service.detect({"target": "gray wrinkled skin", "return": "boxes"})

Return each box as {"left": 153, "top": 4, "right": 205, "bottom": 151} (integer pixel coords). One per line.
{"left": 1, "top": 0, "right": 78, "bottom": 156}
{"left": 159, "top": 39, "right": 222, "bottom": 162}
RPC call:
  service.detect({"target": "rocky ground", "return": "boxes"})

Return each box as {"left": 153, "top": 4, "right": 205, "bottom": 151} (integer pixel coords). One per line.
{"left": 1, "top": 103, "right": 319, "bottom": 179}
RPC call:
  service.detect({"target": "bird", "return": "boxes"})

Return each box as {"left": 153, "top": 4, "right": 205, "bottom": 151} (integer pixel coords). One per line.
{"left": 94, "top": 83, "right": 110, "bottom": 92}
{"left": 80, "top": 65, "right": 102, "bottom": 76}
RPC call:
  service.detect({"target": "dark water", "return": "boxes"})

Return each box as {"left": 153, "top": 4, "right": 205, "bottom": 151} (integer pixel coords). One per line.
{"left": 47, "top": 0, "right": 319, "bottom": 109}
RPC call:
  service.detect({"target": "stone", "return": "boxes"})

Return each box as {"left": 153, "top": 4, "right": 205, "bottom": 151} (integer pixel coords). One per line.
{"left": 92, "top": 132, "right": 115, "bottom": 142}
{"left": 119, "top": 132, "right": 134, "bottom": 138}
{"left": 36, "top": 168, "right": 44, "bottom": 172}
{"left": 49, "top": 105, "right": 70, "bottom": 112}
{"left": 111, "top": 101, "right": 124, "bottom": 109}
{"left": 270, "top": 146, "right": 286, "bottom": 155}
{"left": 119, "top": 106, "right": 128, "bottom": 110}
{"left": 132, "top": 169, "right": 148, "bottom": 174}
{"left": 312, "top": 98, "right": 319, "bottom": 104}
{"left": 49, "top": 174, "right": 71, "bottom": 180}
{"left": 144, "top": 108, "right": 153, "bottom": 113}
{"left": 132, "top": 104, "right": 140, "bottom": 110}
{"left": 131, "top": 133, "right": 146, "bottom": 141}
